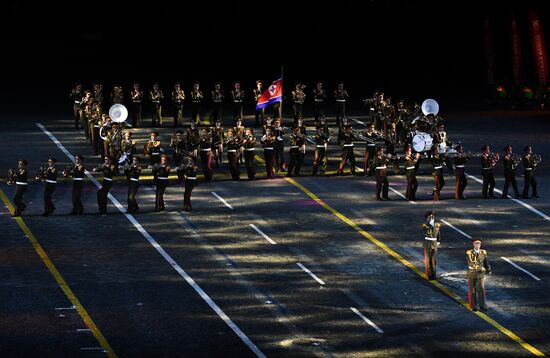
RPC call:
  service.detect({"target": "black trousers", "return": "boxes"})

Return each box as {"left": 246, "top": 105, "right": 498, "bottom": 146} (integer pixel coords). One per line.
{"left": 482, "top": 170, "right": 495, "bottom": 198}
{"left": 312, "top": 147, "right": 328, "bottom": 175}
{"left": 13, "top": 184, "right": 27, "bottom": 215}
{"left": 44, "top": 183, "right": 56, "bottom": 213}
{"left": 191, "top": 103, "right": 201, "bottom": 124}
{"left": 73, "top": 105, "right": 83, "bottom": 129}
{"left": 314, "top": 101, "right": 324, "bottom": 125}
{"left": 455, "top": 172, "right": 468, "bottom": 199}
{"left": 244, "top": 150, "right": 256, "bottom": 180}
{"left": 287, "top": 148, "right": 303, "bottom": 176}
{"left": 184, "top": 179, "right": 196, "bottom": 210}
{"left": 228, "top": 152, "right": 240, "bottom": 180}
{"left": 502, "top": 171, "right": 520, "bottom": 197}
{"left": 155, "top": 181, "right": 168, "bottom": 211}
{"left": 213, "top": 103, "right": 223, "bottom": 123}
{"left": 274, "top": 142, "right": 285, "bottom": 172}
{"left": 97, "top": 180, "right": 112, "bottom": 213}
{"left": 233, "top": 103, "right": 243, "bottom": 123}
{"left": 152, "top": 103, "right": 162, "bottom": 127}
{"left": 264, "top": 149, "right": 275, "bottom": 179}
{"left": 255, "top": 108, "right": 264, "bottom": 127}
{"left": 336, "top": 102, "right": 346, "bottom": 129}
{"left": 376, "top": 173, "right": 389, "bottom": 199}
{"left": 173, "top": 103, "right": 183, "bottom": 127}
{"left": 131, "top": 102, "right": 142, "bottom": 127}
{"left": 293, "top": 103, "right": 303, "bottom": 124}
{"left": 72, "top": 180, "right": 84, "bottom": 214}
{"left": 200, "top": 150, "right": 213, "bottom": 181}
{"left": 523, "top": 171, "right": 538, "bottom": 198}
{"left": 338, "top": 147, "right": 356, "bottom": 174}
{"left": 433, "top": 170, "right": 445, "bottom": 201}
{"left": 406, "top": 175, "right": 418, "bottom": 200}
{"left": 127, "top": 180, "right": 139, "bottom": 213}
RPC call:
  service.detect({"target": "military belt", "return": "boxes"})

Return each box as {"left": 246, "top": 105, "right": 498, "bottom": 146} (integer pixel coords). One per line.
{"left": 133, "top": 100, "right": 142, "bottom": 103}
{"left": 264, "top": 147, "right": 274, "bottom": 150}
{"left": 336, "top": 99, "right": 346, "bottom": 102}
{"left": 201, "top": 148, "right": 211, "bottom": 151}
{"left": 290, "top": 146, "right": 299, "bottom": 149}
{"left": 406, "top": 166, "right": 416, "bottom": 170}
{"left": 343, "top": 144, "right": 354, "bottom": 147}
{"left": 233, "top": 100, "right": 242, "bottom": 102}
{"left": 227, "top": 149, "right": 237, "bottom": 152}
{"left": 367, "top": 144, "right": 375, "bottom": 147}
{"left": 424, "top": 237, "right": 437, "bottom": 241}
{"left": 130, "top": 178, "right": 139, "bottom": 182}
{"left": 45, "top": 180, "right": 57, "bottom": 184}
{"left": 482, "top": 167, "right": 491, "bottom": 170}
{"left": 152, "top": 153, "right": 160, "bottom": 155}
{"left": 186, "top": 177, "right": 197, "bottom": 180}
{"left": 455, "top": 165, "right": 465, "bottom": 168}
{"left": 316, "top": 145, "right": 325, "bottom": 148}
{"left": 16, "top": 182, "right": 28, "bottom": 185}
{"left": 245, "top": 148, "right": 255, "bottom": 151}
{"left": 74, "top": 101, "right": 81, "bottom": 104}
{"left": 157, "top": 177, "right": 169, "bottom": 180}
{"left": 73, "top": 178, "right": 84, "bottom": 181}
{"left": 315, "top": 99, "right": 324, "bottom": 102}
{"left": 103, "top": 177, "right": 113, "bottom": 181}
{"left": 376, "top": 166, "right": 387, "bottom": 170}
{"left": 525, "top": 168, "right": 533, "bottom": 170}
{"left": 433, "top": 166, "right": 443, "bottom": 169}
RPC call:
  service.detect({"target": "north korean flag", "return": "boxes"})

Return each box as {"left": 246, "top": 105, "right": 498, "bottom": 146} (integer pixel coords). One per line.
{"left": 256, "top": 78, "right": 283, "bottom": 110}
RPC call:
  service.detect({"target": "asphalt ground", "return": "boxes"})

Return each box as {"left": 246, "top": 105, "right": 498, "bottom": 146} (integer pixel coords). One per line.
{"left": 1, "top": 107, "right": 549, "bottom": 357}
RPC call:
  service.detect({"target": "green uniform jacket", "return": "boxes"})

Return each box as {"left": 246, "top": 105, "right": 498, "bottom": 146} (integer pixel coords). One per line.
{"left": 422, "top": 223, "right": 441, "bottom": 250}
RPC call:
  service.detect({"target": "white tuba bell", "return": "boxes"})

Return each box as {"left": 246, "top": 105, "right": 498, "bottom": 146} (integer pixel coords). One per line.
{"left": 421, "top": 99, "right": 439, "bottom": 116}
{"left": 109, "top": 104, "right": 128, "bottom": 123}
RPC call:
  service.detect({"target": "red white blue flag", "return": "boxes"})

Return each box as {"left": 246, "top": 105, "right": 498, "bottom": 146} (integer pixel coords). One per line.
{"left": 256, "top": 78, "right": 282, "bottom": 110}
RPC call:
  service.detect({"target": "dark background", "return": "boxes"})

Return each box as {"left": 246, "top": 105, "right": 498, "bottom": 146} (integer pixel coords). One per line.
{"left": 1, "top": 0, "right": 549, "bottom": 115}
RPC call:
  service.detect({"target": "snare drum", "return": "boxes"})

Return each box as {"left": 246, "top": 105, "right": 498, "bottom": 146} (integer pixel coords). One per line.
{"left": 412, "top": 132, "right": 433, "bottom": 152}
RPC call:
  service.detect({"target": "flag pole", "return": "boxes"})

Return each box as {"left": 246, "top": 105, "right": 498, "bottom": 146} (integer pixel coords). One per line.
{"left": 280, "top": 64, "right": 284, "bottom": 122}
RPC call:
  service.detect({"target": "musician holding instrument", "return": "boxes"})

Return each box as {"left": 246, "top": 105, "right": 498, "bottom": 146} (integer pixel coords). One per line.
{"left": 172, "top": 82, "right": 185, "bottom": 128}
{"left": 190, "top": 82, "right": 203, "bottom": 125}
{"left": 144, "top": 131, "right": 162, "bottom": 167}
{"left": 371, "top": 147, "right": 391, "bottom": 200}
{"left": 38, "top": 157, "right": 58, "bottom": 216}
{"left": 432, "top": 145, "right": 445, "bottom": 202}
{"left": 226, "top": 128, "right": 242, "bottom": 181}
{"left": 94, "top": 156, "right": 118, "bottom": 215}
{"left": 432, "top": 123, "right": 454, "bottom": 174}
{"left": 243, "top": 128, "right": 257, "bottom": 180}
{"left": 313, "top": 81, "right": 326, "bottom": 126}
{"left": 405, "top": 145, "right": 420, "bottom": 201}
{"left": 292, "top": 83, "right": 306, "bottom": 126}
{"left": 126, "top": 156, "right": 141, "bottom": 214}
{"left": 231, "top": 81, "right": 244, "bottom": 124}
{"left": 272, "top": 118, "right": 286, "bottom": 172}
{"left": 89, "top": 103, "right": 102, "bottom": 155}
{"left": 93, "top": 83, "right": 104, "bottom": 107}
{"left": 454, "top": 145, "right": 470, "bottom": 200}
{"left": 502, "top": 145, "right": 521, "bottom": 199}
{"left": 384, "top": 121, "right": 401, "bottom": 175}
{"left": 337, "top": 123, "right": 356, "bottom": 176}
{"left": 178, "top": 156, "right": 196, "bottom": 212}
{"left": 106, "top": 122, "right": 123, "bottom": 164}
{"left": 110, "top": 85, "right": 124, "bottom": 105}
{"left": 70, "top": 83, "right": 84, "bottom": 130}
{"left": 481, "top": 144, "right": 497, "bottom": 199}
{"left": 82, "top": 91, "right": 94, "bottom": 139}
{"left": 150, "top": 82, "right": 164, "bottom": 127}
{"left": 98, "top": 113, "right": 111, "bottom": 158}
{"left": 211, "top": 121, "right": 224, "bottom": 168}
{"left": 253, "top": 80, "right": 264, "bottom": 127}
{"left": 186, "top": 121, "right": 200, "bottom": 163}
{"left": 130, "top": 82, "right": 144, "bottom": 128}
{"left": 334, "top": 82, "right": 349, "bottom": 131}
{"left": 199, "top": 128, "right": 213, "bottom": 181}
{"left": 170, "top": 130, "right": 187, "bottom": 167}
{"left": 362, "top": 122, "right": 378, "bottom": 176}
{"left": 522, "top": 145, "right": 540, "bottom": 199}
{"left": 64, "top": 154, "right": 85, "bottom": 215}
{"left": 10, "top": 159, "right": 28, "bottom": 217}
{"left": 153, "top": 155, "right": 170, "bottom": 212}
{"left": 211, "top": 82, "right": 224, "bottom": 125}
{"left": 312, "top": 116, "right": 330, "bottom": 176}
{"left": 120, "top": 130, "right": 136, "bottom": 165}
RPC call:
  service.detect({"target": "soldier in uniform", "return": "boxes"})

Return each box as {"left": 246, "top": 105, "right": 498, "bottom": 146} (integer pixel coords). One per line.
{"left": 211, "top": 121, "right": 224, "bottom": 167}
{"left": 110, "top": 85, "right": 124, "bottom": 104}
{"left": 89, "top": 103, "right": 102, "bottom": 155}
{"left": 178, "top": 156, "right": 196, "bottom": 212}
{"left": 384, "top": 121, "right": 401, "bottom": 175}
{"left": 64, "top": 154, "right": 85, "bottom": 215}
{"left": 186, "top": 121, "right": 200, "bottom": 162}
{"left": 261, "top": 128, "right": 277, "bottom": 179}
{"left": 126, "top": 155, "right": 141, "bottom": 214}
{"left": 253, "top": 80, "right": 264, "bottom": 127}
{"left": 432, "top": 145, "right": 445, "bottom": 202}
{"left": 94, "top": 156, "right": 118, "bottom": 215}
{"left": 243, "top": 128, "right": 257, "bottom": 180}
{"left": 199, "top": 127, "right": 213, "bottom": 181}
{"left": 120, "top": 130, "right": 136, "bottom": 165}
{"left": 272, "top": 118, "right": 286, "bottom": 172}
{"left": 82, "top": 91, "right": 94, "bottom": 139}
{"left": 98, "top": 113, "right": 111, "bottom": 158}
{"left": 432, "top": 123, "right": 454, "bottom": 174}
{"left": 373, "top": 91, "right": 385, "bottom": 132}
{"left": 363, "top": 123, "right": 378, "bottom": 176}
{"left": 93, "top": 83, "right": 104, "bottom": 108}
{"left": 371, "top": 147, "right": 390, "bottom": 200}
{"left": 404, "top": 145, "right": 420, "bottom": 201}
{"left": 150, "top": 83, "right": 164, "bottom": 127}
{"left": 172, "top": 82, "right": 185, "bottom": 128}
{"left": 334, "top": 82, "right": 349, "bottom": 130}
{"left": 287, "top": 126, "right": 306, "bottom": 177}
{"left": 292, "top": 83, "right": 306, "bottom": 126}
{"left": 106, "top": 122, "right": 123, "bottom": 164}
{"left": 233, "top": 118, "right": 246, "bottom": 164}
{"left": 337, "top": 124, "right": 356, "bottom": 175}
{"left": 70, "top": 83, "right": 84, "bottom": 130}
{"left": 41, "top": 157, "right": 58, "bottom": 216}
{"left": 467, "top": 239, "right": 491, "bottom": 311}
{"left": 144, "top": 131, "right": 162, "bottom": 167}
{"left": 231, "top": 81, "right": 244, "bottom": 124}
{"left": 153, "top": 154, "right": 170, "bottom": 212}
{"left": 170, "top": 130, "right": 187, "bottom": 168}
{"left": 313, "top": 81, "right": 326, "bottom": 126}
{"left": 422, "top": 211, "right": 441, "bottom": 280}
{"left": 12, "top": 159, "right": 28, "bottom": 217}
{"left": 211, "top": 82, "right": 224, "bottom": 124}
{"left": 502, "top": 144, "right": 521, "bottom": 198}
{"left": 481, "top": 144, "right": 497, "bottom": 199}
{"left": 130, "top": 82, "right": 143, "bottom": 128}
{"left": 312, "top": 116, "right": 330, "bottom": 176}
{"left": 262, "top": 116, "right": 273, "bottom": 135}
{"left": 190, "top": 82, "right": 203, "bottom": 125}
{"left": 454, "top": 145, "right": 470, "bottom": 199}
{"left": 226, "top": 128, "right": 242, "bottom": 180}
{"left": 522, "top": 145, "right": 539, "bottom": 199}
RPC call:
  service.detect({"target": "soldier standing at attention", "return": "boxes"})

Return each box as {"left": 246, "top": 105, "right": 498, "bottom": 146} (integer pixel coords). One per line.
{"left": 292, "top": 83, "right": 306, "bottom": 126}
{"left": 170, "top": 130, "right": 187, "bottom": 167}
{"left": 243, "top": 128, "right": 257, "bottom": 180}
{"left": 70, "top": 83, "right": 84, "bottom": 130}
{"left": 211, "top": 82, "right": 224, "bottom": 124}
{"left": 172, "top": 82, "right": 185, "bottom": 128}
{"left": 144, "top": 131, "right": 162, "bottom": 167}
{"left": 179, "top": 156, "right": 196, "bottom": 212}
{"left": 253, "top": 80, "right": 264, "bottom": 127}
{"left": 186, "top": 121, "right": 200, "bottom": 163}
{"left": 231, "top": 81, "right": 244, "bottom": 124}
{"left": 432, "top": 146, "right": 445, "bottom": 202}
{"left": 190, "top": 82, "right": 203, "bottom": 125}
{"left": 130, "top": 82, "right": 144, "bottom": 128}
{"left": 272, "top": 118, "right": 286, "bottom": 172}
{"left": 422, "top": 211, "right": 441, "bottom": 280}
{"left": 467, "top": 239, "right": 491, "bottom": 312}
{"left": 334, "top": 82, "right": 349, "bottom": 131}
{"left": 150, "top": 82, "right": 164, "bottom": 127}
{"left": 313, "top": 81, "right": 326, "bottom": 126}
{"left": 226, "top": 128, "right": 242, "bottom": 181}
{"left": 211, "top": 120, "right": 224, "bottom": 167}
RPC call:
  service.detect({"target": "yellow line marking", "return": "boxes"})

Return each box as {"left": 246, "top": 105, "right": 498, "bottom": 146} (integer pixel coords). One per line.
{"left": 284, "top": 176, "right": 545, "bottom": 357}
{"left": 0, "top": 188, "right": 117, "bottom": 358}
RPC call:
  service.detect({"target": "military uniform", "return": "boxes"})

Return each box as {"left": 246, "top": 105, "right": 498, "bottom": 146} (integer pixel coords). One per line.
{"left": 502, "top": 152, "right": 520, "bottom": 198}
{"left": 81, "top": 93, "right": 94, "bottom": 139}
{"left": 422, "top": 221, "right": 441, "bottom": 280}
{"left": 334, "top": 86, "right": 349, "bottom": 130}
{"left": 93, "top": 84, "right": 104, "bottom": 108}
{"left": 226, "top": 132, "right": 241, "bottom": 181}
{"left": 384, "top": 127, "right": 401, "bottom": 174}
{"left": 363, "top": 130, "right": 378, "bottom": 175}
{"left": 121, "top": 136, "right": 137, "bottom": 164}
{"left": 190, "top": 86, "right": 203, "bottom": 125}
{"left": 243, "top": 131, "right": 257, "bottom": 180}
{"left": 170, "top": 132, "right": 187, "bottom": 167}
{"left": 186, "top": 126, "right": 200, "bottom": 162}
{"left": 212, "top": 86, "right": 224, "bottom": 124}
{"left": 211, "top": 124, "right": 225, "bottom": 167}
{"left": 467, "top": 244, "right": 491, "bottom": 311}
{"left": 292, "top": 85, "right": 306, "bottom": 125}
{"left": 337, "top": 129, "right": 356, "bottom": 175}
{"left": 89, "top": 106, "right": 102, "bottom": 155}
{"left": 522, "top": 153, "right": 539, "bottom": 199}
{"left": 130, "top": 86, "right": 144, "bottom": 127}
{"left": 150, "top": 88, "right": 164, "bottom": 127}
{"left": 253, "top": 82, "right": 264, "bottom": 127}
{"left": 199, "top": 130, "right": 213, "bottom": 181}
{"left": 106, "top": 126, "right": 123, "bottom": 163}
{"left": 454, "top": 152, "right": 469, "bottom": 199}
{"left": 262, "top": 131, "right": 277, "bottom": 179}
{"left": 273, "top": 124, "right": 286, "bottom": 172}
{"left": 313, "top": 83, "right": 326, "bottom": 126}
{"left": 231, "top": 85, "right": 244, "bottom": 123}
{"left": 12, "top": 165, "right": 28, "bottom": 217}
{"left": 66, "top": 159, "right": 85, "bottom": 215}
{"left": 172, "top": 87, "right": 185, "bottom": 127}
{"left": 179, "top": 158, "right": 196, "bottom": 211}
{"left": 70, "top": 87, "right": 84, "bottom": 130}
{"left": 96, "top": 161, "right": 118, "bottom": 214}
{"left": 432, "top": 151, "right": 445, "bottom": 201}
{"left": 312, "top": 124, "right": 330, "bottom": 176}
{"left": 110, "top": 87, "right": 124, "bottom": 105}
{"left": 481, "top": 154, "right": 496, "bottom": 198}
{"left": 42, "top": 164, "right": 58, "bottom": 215}
{"left": 287, "top": 129, "right": 306, "bottom": 177}
{"left": 433, "top": 129, "right": 454, "bottom": 173}
{"left": 126, "top": 162, "right": 141, "bottom": 214}
{"left": 405, "top": 153, "right": 419, "bottom": 200}
{"left": 371, "top": 154, "right": 390, "bottom": 200}
{"left": 144, "top": 137, "right": 162, "bottom": 166}
{"left": 154, "top": 162, "right": 170, "bottom": 211}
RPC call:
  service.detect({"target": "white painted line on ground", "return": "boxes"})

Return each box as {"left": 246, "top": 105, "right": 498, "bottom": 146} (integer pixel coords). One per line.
{"left": 350, "top": 307, "right": 384, "bottom": 333}
{"left": 440, "top": 219, "right": 473, "bottom": 239}
{"left": 37, "top": 123, "right": 266, "bottom": 358}
{"left": 296, "top": 262, "right": 326, "bottom": 285}
{"left": 501, "top": 256, "right": 541, "bottom": 281}
{"left": 249, "top": 224, "right": 277, "bottom": 245}
{"left": 211, "top": 192, "right": 234, "bottom": 210}
{"left": 467, "top": 173, "right": 550, "bottom": 222}
{"left": 388, "top": 186, "right": 417, "bottom": 205}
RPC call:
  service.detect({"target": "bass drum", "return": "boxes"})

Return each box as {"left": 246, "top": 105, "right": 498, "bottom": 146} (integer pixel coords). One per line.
{"left": 412, "top": 132, "right": 433, "bottom": 152}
